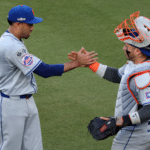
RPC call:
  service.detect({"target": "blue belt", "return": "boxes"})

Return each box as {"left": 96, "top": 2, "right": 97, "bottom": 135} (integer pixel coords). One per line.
{"left": 1, "top": 92, "right": 32, "bottom": 99}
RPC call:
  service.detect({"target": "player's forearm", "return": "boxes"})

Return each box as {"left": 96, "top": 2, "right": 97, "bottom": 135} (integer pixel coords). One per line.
{"left": 103, "top": 67, "right": 121, "bottom": 83}
{"left": 128, "top": 105, "right": 150, "bottom": 124}
{"left": 137, "top": 104, "right": 150, "bottom": 123}
{"left": 63, "top": 60, "right": 80, "bottom": 72}
{"left": 116, "top": 104, "right": 150, "bottom": 127}
{"left": 89, "top": 62, "right": 121, "bottom": 83}
{"left": 33, "top": 61, "right": 64, "bottom": 78}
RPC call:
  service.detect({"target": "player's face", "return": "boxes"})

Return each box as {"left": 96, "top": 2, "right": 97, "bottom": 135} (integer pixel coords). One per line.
{"left": 20, "top": 23, "right": 34, "bottom": 39}
{"left": 123, "top": 43, "right": 137, "bottom": 61}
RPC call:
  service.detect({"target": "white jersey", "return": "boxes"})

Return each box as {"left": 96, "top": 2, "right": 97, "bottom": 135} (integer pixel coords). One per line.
{"left": 0, "top": 31, "right": 42, "bottom": 95}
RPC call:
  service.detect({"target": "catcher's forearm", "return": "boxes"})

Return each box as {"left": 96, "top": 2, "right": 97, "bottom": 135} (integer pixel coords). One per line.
{"left": 88, "top": 62, "right": 121, "bottom": 83}
{"left": 135, "top": 104, "right": 150, "bottom": 123}
{"left": 103, "top": 67, "right": 121, "bottom": 83}
{"left": 117, "top": 104, "right": 150, "bottom": 127}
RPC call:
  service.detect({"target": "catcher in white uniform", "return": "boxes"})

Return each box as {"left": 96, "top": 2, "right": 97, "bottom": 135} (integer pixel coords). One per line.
{"left": 0, "top": 5, "right": 98, "bottom": 150}
{"left": 68, "top": 11, "right": 150, "bottom": 150}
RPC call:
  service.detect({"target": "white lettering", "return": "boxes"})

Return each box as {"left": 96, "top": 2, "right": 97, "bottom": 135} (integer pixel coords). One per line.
{"left": 17, "top": 18, "right": 26, "bottom": 21}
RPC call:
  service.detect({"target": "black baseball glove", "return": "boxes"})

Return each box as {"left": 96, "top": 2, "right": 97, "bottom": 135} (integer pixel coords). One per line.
{"left": 87, "top": 117, "right": 120, "bottom": 140}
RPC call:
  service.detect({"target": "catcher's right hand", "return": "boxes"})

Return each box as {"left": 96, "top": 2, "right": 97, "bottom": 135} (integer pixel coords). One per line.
{"left": 68, "top": 47, "right": 97, "bottom": 61}
{"left": 68, "top": 47, "right": 86, "bottom": 60}
{"left": 68, "top": 47, "right": 98, "bottom": 67}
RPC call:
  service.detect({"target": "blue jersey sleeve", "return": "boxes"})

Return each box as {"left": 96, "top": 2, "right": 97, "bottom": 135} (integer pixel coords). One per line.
{"left": 33, "top": 61, "right": 64, "bottom": 78}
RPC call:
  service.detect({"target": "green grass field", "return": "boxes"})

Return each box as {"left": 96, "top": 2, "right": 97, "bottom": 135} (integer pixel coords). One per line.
{"left": 0, "top": 0, "right": 150, "bottom": 149}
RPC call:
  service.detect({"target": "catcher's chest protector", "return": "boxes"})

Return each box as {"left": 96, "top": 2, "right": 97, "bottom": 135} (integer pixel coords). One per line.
{"left": 115, "top": 61, "right": 150, "bottom": 118}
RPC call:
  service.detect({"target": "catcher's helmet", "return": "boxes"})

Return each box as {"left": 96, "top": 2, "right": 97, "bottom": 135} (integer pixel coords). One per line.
{"left": 114, "top": 11, "right": 150, "bottom": 48}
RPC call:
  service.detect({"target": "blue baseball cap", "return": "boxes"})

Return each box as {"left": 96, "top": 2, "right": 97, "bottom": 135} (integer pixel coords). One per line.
{"left": 8, "top": 5, "right": 43, "bottom": 24}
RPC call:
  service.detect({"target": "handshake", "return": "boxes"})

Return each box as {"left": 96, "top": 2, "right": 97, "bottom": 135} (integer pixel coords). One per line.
{"left": 68, "top": 47, "right": 98, "bottom": 67}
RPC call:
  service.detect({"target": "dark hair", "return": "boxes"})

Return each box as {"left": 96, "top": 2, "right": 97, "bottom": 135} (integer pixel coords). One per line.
{"left": 7, "top": 18, "right": 14, "bottom": 25}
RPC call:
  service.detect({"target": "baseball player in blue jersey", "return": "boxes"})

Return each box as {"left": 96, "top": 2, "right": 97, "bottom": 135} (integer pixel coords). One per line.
{"left": 0, "top": 5, "right": 98, "bottom": 150}
{"left": 69, "top": 11, "right": 150, "bottom": 150}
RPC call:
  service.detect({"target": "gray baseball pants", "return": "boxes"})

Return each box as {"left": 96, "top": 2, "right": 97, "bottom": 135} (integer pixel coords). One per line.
{"left": 0, "top": 95, "right": 43, "bottom": 150}
{"left": 111, "top": 124, "right": 150, "bottom": 150}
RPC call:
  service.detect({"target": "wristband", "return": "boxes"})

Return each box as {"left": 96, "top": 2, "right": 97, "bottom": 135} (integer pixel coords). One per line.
{"left": 116, "top": 115, "right": 132, "bottom": 127}
{"left": 88, "top": 62, "right": 107, "bottom": 78}
{"left": 96, "top": 64, "right": 107, "bottom": 78}
{"left": 88, "top": 62, "right": 100, "bottom": 72}
{"left": 122, "top": 115, "right": 132, "bottom": 126}
{"left": 129, "top": 111, "right": 141, "bottom": 124}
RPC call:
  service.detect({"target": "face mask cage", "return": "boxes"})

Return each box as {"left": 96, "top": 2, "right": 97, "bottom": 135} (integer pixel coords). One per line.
{"left": 114, "top": 11, "right": 144, "bottom": 43}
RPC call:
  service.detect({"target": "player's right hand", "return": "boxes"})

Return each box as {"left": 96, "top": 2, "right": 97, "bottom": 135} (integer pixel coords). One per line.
{"left": 76, "top": 47, "right": 98, "bottom": 67}
{"left": 68, "top": 47, "right": 97, "bottom": 60}
{"left": 68, "top": 51, "right": 78, "bottom": 60}
{"left": 68, "top": 47, "right": 87, "bottom": 60}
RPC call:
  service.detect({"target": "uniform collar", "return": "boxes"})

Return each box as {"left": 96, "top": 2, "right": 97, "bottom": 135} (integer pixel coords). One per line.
{"left": 4, "top": 30, "right": 24, "bottom": 43}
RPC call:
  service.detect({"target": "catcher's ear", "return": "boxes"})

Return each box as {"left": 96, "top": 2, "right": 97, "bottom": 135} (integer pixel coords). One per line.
{"left": 100, "top": 117, "right": 109, "bottom": 121}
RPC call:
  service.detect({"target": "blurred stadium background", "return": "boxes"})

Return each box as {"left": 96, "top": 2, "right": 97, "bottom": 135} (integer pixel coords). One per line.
{"left": 0, "top": 0, "right": 149, "bottom": 149}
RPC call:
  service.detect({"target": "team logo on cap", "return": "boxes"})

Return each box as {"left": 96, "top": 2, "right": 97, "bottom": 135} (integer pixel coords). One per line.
{"left": 17, "top": 18, "right": 26, "bottom": 21}
{"left": 22, "top": 54, "right": 33, "bottom": 66}
{"left": 32, "top": 10, "right": 35, "bottom": 15}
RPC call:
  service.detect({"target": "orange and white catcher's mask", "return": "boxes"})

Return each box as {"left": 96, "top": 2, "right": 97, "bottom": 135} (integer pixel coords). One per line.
{"left": 114, "top": 11, "right": 150, "bottom": 49}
